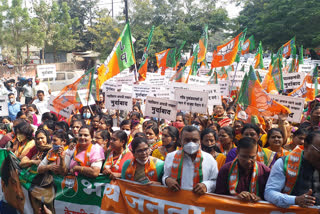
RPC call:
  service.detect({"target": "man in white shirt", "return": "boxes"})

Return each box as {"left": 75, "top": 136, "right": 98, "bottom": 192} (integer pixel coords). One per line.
{"left": 162, "top": 125, "right": 218, "bottom": 195}
{"left": 32, "top": 77, "right": 50, "bottom": 99}
{"left": 32, "top": 90, "right": 50, "bottom": 117}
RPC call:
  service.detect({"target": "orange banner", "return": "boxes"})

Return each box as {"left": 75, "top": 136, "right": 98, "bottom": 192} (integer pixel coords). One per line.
{"left": 101, "top": 179, "right": 317, "bottom": 214}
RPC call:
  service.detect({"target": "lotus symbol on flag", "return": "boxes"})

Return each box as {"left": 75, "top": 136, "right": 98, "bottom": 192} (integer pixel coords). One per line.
{"left": 242, "top": 41, "right": 249, "bottom": 51}
{"left": 217, "top": 40, "right": 235, "bottom": 62}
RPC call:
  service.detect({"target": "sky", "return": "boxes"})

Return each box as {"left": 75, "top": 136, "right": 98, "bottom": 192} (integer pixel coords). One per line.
{"left": 98, "top": 0, "right": 242, "bottom": 19}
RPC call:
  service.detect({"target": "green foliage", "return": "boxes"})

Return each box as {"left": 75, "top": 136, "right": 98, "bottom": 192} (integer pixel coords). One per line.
{"left": 235, "top": 0, "right": 320, "bottom": 51}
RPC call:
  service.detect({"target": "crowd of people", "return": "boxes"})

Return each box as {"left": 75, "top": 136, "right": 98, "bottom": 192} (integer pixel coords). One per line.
{"left": 0, "top": 77, "right": 319, "bottom": 213}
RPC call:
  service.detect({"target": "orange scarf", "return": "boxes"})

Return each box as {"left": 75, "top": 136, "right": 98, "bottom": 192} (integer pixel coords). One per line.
{"left": 73, "top": 144, "right": 93, "bottom": 166}
{"left": 171, "top": 149, "right": 203, "bottom": 187}
{"left": 103, "top": 150, "right": 127, "bottom": 171}
{"left": 256, "top": 145, "right": 276, "bottom": 167}
{"left": 283, "top": 146, "right": 304, "bottom": 194}
{"left": 46, "top": 149, "right": 59, "bottom": 163}
{"left": 125, "top": 157, "right": 158, "bottom": 181}
{"left": 228, "top": 159, "right": 259, "bottom": 196}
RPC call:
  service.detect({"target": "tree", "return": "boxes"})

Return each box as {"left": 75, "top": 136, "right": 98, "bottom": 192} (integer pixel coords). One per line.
{"left": 234, "top": 0, "right": 320, "bottom": 50}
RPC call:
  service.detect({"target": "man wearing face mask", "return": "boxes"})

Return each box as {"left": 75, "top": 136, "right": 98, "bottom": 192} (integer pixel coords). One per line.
{"left": 163, "top": 126, "right": 218, "bottom": 195}
{"left": 32, "top": 77, "right": 50, "bottom": 99}
{"left": 8, "top": 93, "right": 21, "bottom": 121}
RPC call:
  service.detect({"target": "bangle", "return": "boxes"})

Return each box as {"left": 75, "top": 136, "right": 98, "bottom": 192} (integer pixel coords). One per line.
{"left": 81, "top": 166, "right": 84, "bottom": 174}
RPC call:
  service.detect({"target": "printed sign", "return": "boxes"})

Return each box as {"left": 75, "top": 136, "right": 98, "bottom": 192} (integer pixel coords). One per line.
{"left": 219, "top": 80, "right": 230, "bottom": 96}
{"left": 121, "top": 84, "right": 133, "bottom": 93}
{"left": 37, "top": 64, "right": 56, "bottom": 79}
{"left": 145, "top": 73, "right": 167, "bottom": 85}
{"left": 105, "top": 92, "right": 132, "bottom": 111}
{"left": 175, "top": 89, "right": 208, "bottom": 113}
{"left": 102, "top": 82, "right": 118, "bottom": 92}
{"left": 148, "top": 90, "right": 170, "bottom": 99}
{"left": 115, "top": 74, "right": 135, "bottom": 85}
{"left": 77, "top": 89, "right": 96, "bottom": 106}
{"left": 228, "top": 71, "right": 245, "bottom": 87}
{"left": 187, "top": 75, "right": 211, "bottom": 85}
{"left": 48, "top": 95, "right": 74, "bottom": 118}
{"left": 132, "top": 85, "right": 151, "bottom": 100}
{"left": 198, "top": 67, "right": 210, "bottom": 76}
{"left": 269, "top": 94, "right": 305, "bottom": 123}
{"left": 189, "top": 84, "right": 222, "bottom": 106}
{"left": 0, "top": 96, "right": 8, "bottom": 116}
{"left": 299, "top": 64, "right": 314, "bottom": 73}
{"left": 145, "top": 97, "right": 177, "bottom": 121}
{"left": 283, "top": 72, "right": 305, "bottom": 90}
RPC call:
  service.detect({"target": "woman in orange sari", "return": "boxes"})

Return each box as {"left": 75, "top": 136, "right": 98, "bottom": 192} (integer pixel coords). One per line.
{"left": 265, "top": 128, "right": 290, "bottom": 159}
{"left": 145, "top": 122, "right": 162, "bottom": 152}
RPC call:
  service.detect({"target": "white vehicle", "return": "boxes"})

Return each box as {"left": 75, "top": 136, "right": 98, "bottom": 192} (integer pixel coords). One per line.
{"left": 42, "top": 70, "right": 84, "bottom": 92}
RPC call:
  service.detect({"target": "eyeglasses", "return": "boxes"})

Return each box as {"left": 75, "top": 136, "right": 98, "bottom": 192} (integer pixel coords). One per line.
{"left": 311, "top": 144, "right": 320, "bottom": 153}
{"left": 135, "top": 148, "right": 149, "bottom": 155}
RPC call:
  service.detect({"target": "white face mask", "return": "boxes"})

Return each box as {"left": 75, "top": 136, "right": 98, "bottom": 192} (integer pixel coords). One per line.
{"left": 136, "top": 157, "right": 149, "bottom": 165}
{"left": 147, "top": 139, "right": 155, "bottom": 145}
{"left": 124, "top": 130, "right": 131, "bottom": 136}
{"left": 183, "top": 142, "right": 200, "bottom": 154}
{"left": 9, "top": 98, "right": 15, "bottom": 103}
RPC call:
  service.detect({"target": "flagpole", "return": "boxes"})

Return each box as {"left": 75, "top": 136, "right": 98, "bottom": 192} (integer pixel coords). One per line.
{"left": 228, "top": 62, "right": 239, "bottom": 104}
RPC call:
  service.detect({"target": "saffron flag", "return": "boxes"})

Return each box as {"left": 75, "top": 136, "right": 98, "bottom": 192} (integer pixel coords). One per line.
{"left": 241, "top": 35, "right": 255, "bottom": 55}
{"left": 282, "top": 37, "right": 296, "bottom": 58}
{"left": 217, "top": 66, "right": 228, "bottom": 79}
{"left": 171, "top": 56, "right": 194, "bottom": 83}
{"left": 261, "top": 53, "right": 283, "bottom": 93}
{"left": 254, "top": 41, "right": 264, "bottom": 69}
{"left": 211, "top": 30, "right": 245, "bottom": 68}
{"left": 138, "top": 26, "right": 155, "bottom": 81}
{"left": 197, "top": 25, "right": 208, "bottom": 63}
{"left": 97, "top": 23, "right": 136, "bottom": 89}
{"left": 288, "top": 73, "right": 317, "bottom": 101}
{"left": 238, "top": 66, "right": 290, "bottom": 119}
{"left": 155, "top": 48, "right": 176, "bottom": 75}
{"left": 53, "top": 68, "right": 96, "bottom": 114}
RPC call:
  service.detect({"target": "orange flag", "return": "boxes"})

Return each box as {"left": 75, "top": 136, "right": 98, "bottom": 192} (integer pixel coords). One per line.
{"left": 288, "top": 75, "right": 316, "bottom": 101}
{"left": 211, "top": 31, "right": 244, "bottom": 68}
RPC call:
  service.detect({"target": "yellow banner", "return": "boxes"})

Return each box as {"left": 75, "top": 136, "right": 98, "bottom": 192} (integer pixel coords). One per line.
{"left": 101, "top": 179, "right": 318, "bottom": 214}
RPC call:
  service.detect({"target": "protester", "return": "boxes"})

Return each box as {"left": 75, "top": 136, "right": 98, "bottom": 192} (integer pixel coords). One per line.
{"left": 226, "top": 124, "right": 277, "bottom": 168}
{"left": 33, "top": 77, "right": 49, "bottom": 98}
{"left": 152, "top": 126, "right": 179, "bottom": 160}
{"left": 265, "top": 131, "right": 320, "bottom": 208}
{"left": 284, "top": 128, "right": 308, "bottom": 151}
{"left": 145, "top": 123, "right": 162, "bottom": 151}
{"left": 300, "top": 105, "right": 320, "bottom": 132}
{"left": 70, "top": 119, "right": 84, "bottom": 138}
{"left": 32, "top": 90, "right": 50, "bottom": 117}
{"left": 65, "top": 125, "right": 104, "bottom": 178}
{"left": 172, "top": 112, "right": 186, "bottom": 132}
{"left": 93, "top": 130, "right": 110, "bottom": 151}
{"left": 215, "top": 137, "right": 271, "bottom": 202}
{"left": 264, "top": 128, "right": 290, "bottom": 158}
{"left": 212, "top": 104, "right": 232, "bottom": 127}
{"left": 22, "top": 78, "right": 33, "bottom": 104}
{"left": 121, "top": 137, "right": 164, "bottom": 184}
{"left": 102, "top": 130, "right": 133, "bottom": 179}
{"left": 8, "top": 93, "right": 21, "bottom": 121}
{"left": 13, "top": 121, "right": 35, "bottom": 159}
{"left": 20, "top": 129, "right": 52, "bottom": 168}
{"left": 218, "top": 126, "right": 236, "bottom": 155}
{"left": 37, "top": 130, "right": 68, "bottom": 175}
{"left": 201, "top": 128, "right": 225, "bottom": 170}
{"left": 99, "top": 115, "right": 113, "bottom": 134}
{"left": 163, "top": 126, "right": 218, "bottom": 195}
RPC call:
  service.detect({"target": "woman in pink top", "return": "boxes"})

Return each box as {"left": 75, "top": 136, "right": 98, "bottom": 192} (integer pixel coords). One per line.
{"left": 65, "top": 125, "right": 105, "bottom": 178}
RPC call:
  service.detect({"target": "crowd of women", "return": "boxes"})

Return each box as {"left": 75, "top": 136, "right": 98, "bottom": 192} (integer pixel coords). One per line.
{"left": 0, "top": 94, "right": 319, "bottom": 213}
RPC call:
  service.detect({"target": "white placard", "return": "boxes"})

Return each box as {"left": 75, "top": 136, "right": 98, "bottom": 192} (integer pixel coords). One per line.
{"left": 105, "top": 92, "right": 132, "bottom": 111}
{"left": 174, "top": 89, "right": 208, "bottom": 113}
{"left": 187, "top": 76, "right": 211, "bottom": 85}
{"left": 37, "top": 64, "right": 57, "bottom": 79}
{"left": 269, "top": 94, "right": 304, "bottom": 123}
{"left": 228, "top": 71, "right": 246, "bottom": 87}
{"left": 0, "top": 96, "right": 8, "bottom": 116}
{"left": 219, "top": 80, "right": 230, "bottom": 96}
{"left": 312, "top": 60, "right": 320, "bottom": 66}
{"left": 299, "top": 64, "right": 314, "bottom": 73}
{"left": 77, "top": 90, "right": 96, "bottom": 106}
{"left": 102, "top": 82, "right": 118, "bottom": 92}
{"left": 188, "top": 84, "right": 222, "bottom": 106}
{"left": 198, "top": 67, "right": 210, "bottom": 76}
{"left": 148, "top": 90, "right": 170, "bottom": 99}
{"left": 115, "top": 74, "right": 134, "bottom": 85}
{"left": 263, "top": 59, "right": 271, "bottom": 69}
{"left": 169, "top": 83, "right": 190, "bottom": 99}
{"left": 145, "top": 73, "right": 167, "bottom": 85}
{"left": 121, "top": 84, "right": 133, "bottom": 93}
{"left": 145, "top": 97, "right": 177, "bottom": 121}
{"left": 283, "top": 72, "right": 305, "bottom": 90}
{"left": 48, "top": 95, "right": 74, "bottom": 118}
{"left": 132, "top": 85, "right": 151, "bottom": 99}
